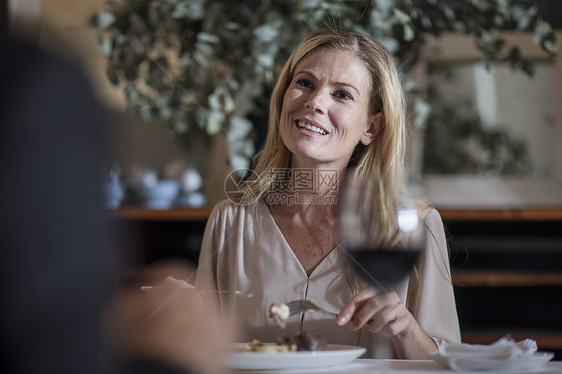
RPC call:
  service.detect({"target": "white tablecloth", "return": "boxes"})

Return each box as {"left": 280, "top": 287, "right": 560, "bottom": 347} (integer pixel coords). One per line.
{"left": 231, "top": 358, "right": 562, "bottom": 374}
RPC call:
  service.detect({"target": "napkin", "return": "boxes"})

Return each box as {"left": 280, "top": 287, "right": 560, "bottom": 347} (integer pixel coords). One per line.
{"left": 433, "top": 336, "right": 537, "bottom": 372}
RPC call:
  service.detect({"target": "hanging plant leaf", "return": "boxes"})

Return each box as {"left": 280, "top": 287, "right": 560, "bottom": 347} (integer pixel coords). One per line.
{"left": 89, "top": 0, "right": 557, "bottom": 172}
{"left": 106, "top": 66, "right": 120, "bottom": 85}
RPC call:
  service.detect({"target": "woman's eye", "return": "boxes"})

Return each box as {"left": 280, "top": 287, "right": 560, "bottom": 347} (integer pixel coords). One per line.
{"left": 295, "top": 78, "right": 313, "bottom": 88}
{"left": 334, "top": 90, "right": 352, "bottom": 101}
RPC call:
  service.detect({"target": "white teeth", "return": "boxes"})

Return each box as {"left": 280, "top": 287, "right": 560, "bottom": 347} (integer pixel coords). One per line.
{"left": 297, "top": 120, "right": 326, "bottom": 135}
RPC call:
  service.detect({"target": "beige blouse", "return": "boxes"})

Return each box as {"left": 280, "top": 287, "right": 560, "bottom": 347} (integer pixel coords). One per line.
{"left": 195, "top": 199, "right": 461, "bottom": 358}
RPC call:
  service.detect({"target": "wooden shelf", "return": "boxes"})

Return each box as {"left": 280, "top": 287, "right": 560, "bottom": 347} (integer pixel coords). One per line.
{"left": 109, "top": 206, "right": 562, "bottom": 222}
{"left": 438, "top": 208, "right": 562, "bottom": 221}
{"left": 109, "top": 206, "right": 214, "bottom": 221}
{"left": 453, "top": 270, "right": 562, "bottom": 287}
{"left": 462, "top": 329, "right": 562, "bottom": 350}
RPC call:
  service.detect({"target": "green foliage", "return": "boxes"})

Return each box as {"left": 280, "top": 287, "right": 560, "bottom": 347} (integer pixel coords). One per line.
{"left": 89, "top": 0, "right": 557, "bottom": 171}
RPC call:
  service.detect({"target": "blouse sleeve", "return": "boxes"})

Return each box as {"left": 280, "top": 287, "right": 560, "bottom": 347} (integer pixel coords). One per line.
{"left": 195, "top": 201, "right": 227, "bottom": 292}
{"left": 409, "top": 208, "right": 462, "bottom": 346}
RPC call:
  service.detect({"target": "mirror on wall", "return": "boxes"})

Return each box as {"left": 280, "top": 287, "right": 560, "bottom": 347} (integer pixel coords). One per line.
{"left": 422, "top": 60, "right": 557, "bottom": 178}
{"left": 416, "top": 33, "right": 562, "bottom": 208}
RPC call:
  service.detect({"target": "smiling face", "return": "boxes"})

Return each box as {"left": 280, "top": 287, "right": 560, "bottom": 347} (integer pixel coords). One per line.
{"left": 279, "top": 48, "right": 383, "bottom": 170}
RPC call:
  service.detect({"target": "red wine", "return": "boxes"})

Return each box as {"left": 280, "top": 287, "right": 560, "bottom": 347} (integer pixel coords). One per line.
{"left": 344, "top": 248, "right": 421, "bottom": 288}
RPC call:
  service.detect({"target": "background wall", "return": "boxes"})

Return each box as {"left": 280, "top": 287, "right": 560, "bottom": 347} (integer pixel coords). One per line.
{"left": 7, "top": 0, "right": 562, "bottom": 208}
{"left": 17, "top": 0, "right": 200, "bottom": 176}
{"left": 419, "top": 32, "right": 562, "bottom": 208}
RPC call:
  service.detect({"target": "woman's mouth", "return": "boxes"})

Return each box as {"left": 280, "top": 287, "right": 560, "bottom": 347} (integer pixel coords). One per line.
{"left": 296, "top": 120, "right": 327, "bottom": 135}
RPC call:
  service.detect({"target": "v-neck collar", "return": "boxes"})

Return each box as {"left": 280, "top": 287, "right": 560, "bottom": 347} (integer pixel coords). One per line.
{"left": 258, "top": 200, "right": 343, "bottom": 279}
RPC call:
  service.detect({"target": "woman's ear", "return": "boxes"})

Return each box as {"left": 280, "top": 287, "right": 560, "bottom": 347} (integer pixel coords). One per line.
{"left": 360, "top": 112, "right": 385, "bottom": 146}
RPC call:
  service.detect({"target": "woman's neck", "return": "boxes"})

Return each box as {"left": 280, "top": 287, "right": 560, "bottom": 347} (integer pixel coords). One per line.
{"left": 286, "top": 158, "right": 348, "bottom": 197}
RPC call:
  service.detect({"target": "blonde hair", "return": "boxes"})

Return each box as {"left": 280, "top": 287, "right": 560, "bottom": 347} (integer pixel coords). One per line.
{"left": 235, "top": 28, "right": 435, "bottom": 300}
{"left": 243, "top": 27, "right": 407, "bottom": 240}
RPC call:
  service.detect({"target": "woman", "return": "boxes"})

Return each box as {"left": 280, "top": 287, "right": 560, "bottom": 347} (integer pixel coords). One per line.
{"left": 196, "top": 28, "right": 460, "bottom": 359}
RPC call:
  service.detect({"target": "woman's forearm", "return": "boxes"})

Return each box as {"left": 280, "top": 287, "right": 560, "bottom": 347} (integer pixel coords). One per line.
{"left": 392, "top": 318, "right": 438, "bottom": 359}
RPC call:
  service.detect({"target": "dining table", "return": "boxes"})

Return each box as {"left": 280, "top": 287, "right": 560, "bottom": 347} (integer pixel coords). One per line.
{"left": 229, "top": 358, "right": 562, "bottom": 374}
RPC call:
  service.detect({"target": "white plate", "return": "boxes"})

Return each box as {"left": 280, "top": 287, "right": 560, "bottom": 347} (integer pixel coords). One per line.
{"left": 430, "top": 351, "right": 555, "bottom": 372}
{"left": 224, "top": 343, "right": 366, "bottom": 371}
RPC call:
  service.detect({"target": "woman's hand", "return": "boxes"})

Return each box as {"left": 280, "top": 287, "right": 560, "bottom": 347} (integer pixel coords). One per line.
{"left": 336, "top": 287, "right": 413, "bottom": 336}
{"left": 336, "top": 287, "right": 437, "bottom": 359}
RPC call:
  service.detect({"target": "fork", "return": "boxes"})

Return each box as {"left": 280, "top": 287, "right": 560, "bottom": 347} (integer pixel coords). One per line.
{"left": 286, "top": 299, "right": 339, "bottom": 318}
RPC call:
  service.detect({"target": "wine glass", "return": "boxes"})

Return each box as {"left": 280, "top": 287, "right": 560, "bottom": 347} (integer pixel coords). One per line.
{"left": 338, "top": 168, "right": 427, "bottom": 290}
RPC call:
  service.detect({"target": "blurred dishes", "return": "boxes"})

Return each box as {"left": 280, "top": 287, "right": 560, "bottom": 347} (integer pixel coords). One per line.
{"left": 109, "top": 163, "right": 208, "bottom": 209}
{"left": 176, "top": 167, "right": 207, "bottom": 207}
{"left": 103, "top": 164, "right": 125, "bottom": 209}
{"left": 223, "top": 344, "right": 365, "bottom": 371}
{"left": 175, "top": 191, "right": 207, "bottom": 208}
{"left": 180, "top": 167, "right": 203, "bottom": 193}
{"left": 103, "top": 180, "right": 125, "bottom": 209}
{"left": 137, "top": 180, "right": 180, "bottom": 209}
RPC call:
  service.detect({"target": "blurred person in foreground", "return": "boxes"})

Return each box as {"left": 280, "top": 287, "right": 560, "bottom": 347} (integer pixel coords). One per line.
{"left": 0, "top": 34, "right": 229, "bottom": 374}
{"left": 103, "top": 262, "right": 229, "bottom": 374}
{"left": 196, "top": 27, "right": 461, "bottom": 359}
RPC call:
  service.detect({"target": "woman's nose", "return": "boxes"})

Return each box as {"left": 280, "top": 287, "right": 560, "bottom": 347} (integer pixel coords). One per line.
{"left": 305, "top": 90, "right": 328, "bottom": 114}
